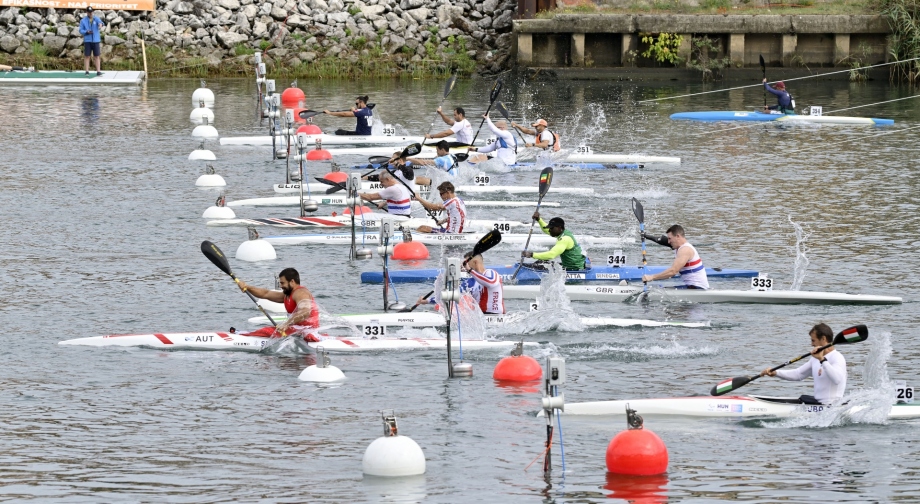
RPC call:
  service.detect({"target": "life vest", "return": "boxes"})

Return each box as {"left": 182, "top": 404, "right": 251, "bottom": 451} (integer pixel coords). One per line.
{"left": 497, "top": 135, "right": 517, "bottom": 154}
{"left": 558, "top": 229, "right": 585, "bottom": 270}
{"left": 545, "top": 129, "right": 561, "bottom": 152}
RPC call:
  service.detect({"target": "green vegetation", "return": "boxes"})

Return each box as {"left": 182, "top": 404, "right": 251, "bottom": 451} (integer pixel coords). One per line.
{"left": 688, "top": 36, "right": 733, "bottom": 80}
{"left": 259, "top": 40, "right": 271, "bottom": 50}
{"left": 234, "top": 43, "right": 255, "bottom": 56}
{"left": 640, "top": 32, "right": 684, "bottom": 65}
{"left": 875, "top": 0, "right": 920, "bottom": 81}
{"left": 347, "top": 5, "right": 361, "bottom": 15}
{"left": 351, "top": 36, "right": 367, "bottom": 49}
{"left": 30, "top": 42, "right": 49, "bottom": 58}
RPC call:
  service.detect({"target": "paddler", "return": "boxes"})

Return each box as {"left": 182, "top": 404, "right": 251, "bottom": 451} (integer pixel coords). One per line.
{"left": 416, "top": 250, "right": 505, "bottom": 314}
{"left": 425, "top": 106, "right": 473, "bottom": 147}
{"left": 468, "top": 114, "right": 517, "bottom": 165}
{"left": 511, "top": 118, "right": 561, "bottom": 152}
{"left": 640, "top": 225, "right": 709, "bottom": 289}
{"left": 359, "top": 170, "right": 412, "bottom": 216}
{"left": 408, "top": 140, "right": 459, "bottom": 178}
{"left": 237, "top": 268, "right": 319, "bottom": 337}
{"left": 759, "top": 323, "right": 847, "bottom": 405}
{"left": 324, "top": 95, "right": 373, "bottom": 135}
{"left": 763, "top": 79, "right": 793, "bottom": 114}
{"left": 522, "top": 212, "right": 588, "bottom": 270}
{"left": 414, "top": 181, "right": 467, "bottom": 234}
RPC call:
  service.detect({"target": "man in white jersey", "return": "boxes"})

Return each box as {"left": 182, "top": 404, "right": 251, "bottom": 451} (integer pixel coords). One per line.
{"left": 641, "top": 224, "right": 709, "bottom": 289}
{"left": 414, "top": 181, "right": 466, "bottom": 234}
{"left": 359, "top": 171, "right": 412, "bottom": 216}
{"left": 426, "top": 106, "right": 473, "bottom": 147}
{"left": 463, "top": 251, "right": 504, "bottom": 314}
{"left": 760, "top": 323, "right": 847, "bottom": 405}
{"left": 468, "top": 114, "right": 516, "bottom": 165}
{"left": 511, "top": 118, "right": 561, "bottom": 152}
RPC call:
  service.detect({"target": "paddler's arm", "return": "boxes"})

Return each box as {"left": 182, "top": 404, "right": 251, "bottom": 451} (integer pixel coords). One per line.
{"left": 359, "top": 191, "right": 381, "bottom": 202}
{"left": 426, "top": 128, "right": 452, "bottom": 140}
{"left": 762, "top": 361, "right": 811, "bottom": 380}
{"left": 437, "top": 106, "right": 455, "bottom": 125}
{"left": 407, "top": 157, "right": 435, "bottom": 166}
{"left": 324, "top": 109, "right": 357, "bottom": 117}
{"left": 414, "top": 195, "right": 444, "bottom": 212}
{"left": 281, "top": 289, "right": 315, "bottom": 329}
{"left": 236, "top": 281, "right": 284, "bottom": 303}
{"left": 531, "top": 235, "right": 573, "bottom": 261}
{"left": 536, "top": 216, "right": 551, "bottom": 236}
{"left": 641, "top": 245, "right": 692, "bottom": 283}
{"left": 511, "top": 122, "right": 535, "bottom": 136}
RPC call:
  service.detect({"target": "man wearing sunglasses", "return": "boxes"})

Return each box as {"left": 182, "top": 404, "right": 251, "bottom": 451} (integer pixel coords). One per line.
{"left": 324, "top": 95, "right": 372, "bottom": 135}
{"left": 413, "top": 181, "right": 466, "bottom": 234}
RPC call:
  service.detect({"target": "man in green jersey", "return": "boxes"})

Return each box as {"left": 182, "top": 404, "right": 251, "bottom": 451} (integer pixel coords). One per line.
{"left": 521, "top": 212, "right": 588, "bottom": 270}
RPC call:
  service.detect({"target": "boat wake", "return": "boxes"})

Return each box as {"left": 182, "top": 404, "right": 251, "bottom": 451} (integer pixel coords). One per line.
{"left": 557, "top": 337, "right": 719, "bottom": 362}
{"left": 788, "top": 216, "right": 810, "bottom": 291}
{"left": 761, "top": 331, "right": 896, "bottom": 428}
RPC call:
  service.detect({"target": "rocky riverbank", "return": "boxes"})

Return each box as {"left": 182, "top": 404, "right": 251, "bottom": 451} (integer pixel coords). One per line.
{"left": 0, "top": 0, "right": 517, "bottom": 77}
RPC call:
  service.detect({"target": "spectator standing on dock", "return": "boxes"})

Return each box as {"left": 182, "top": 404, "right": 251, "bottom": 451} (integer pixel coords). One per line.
{"left": 79, "top": 7, "right": 105, "bottom": 77}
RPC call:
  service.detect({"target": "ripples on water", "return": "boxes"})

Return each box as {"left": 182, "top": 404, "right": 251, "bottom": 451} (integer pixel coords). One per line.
{"left": 1, "top": 76, "right": 919, "bottom": 502}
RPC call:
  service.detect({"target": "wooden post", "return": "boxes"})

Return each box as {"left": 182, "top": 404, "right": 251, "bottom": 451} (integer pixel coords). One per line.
{"left": 141, "top": 38, "right": 148, "bottom": 79}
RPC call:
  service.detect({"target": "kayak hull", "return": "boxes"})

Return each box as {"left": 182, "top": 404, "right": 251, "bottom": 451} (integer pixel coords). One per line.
{"left": 264, "top": 232, "right": 632, "bottom": 247}
{"left": 555, "top": 394, "right": 920, "bottom": 418}
{"left": 219, "top": 134, "right": 434, "bottom": 147}
{"left": 226, "top": 195, "right": 560, "bottom": 208}
{"left": 322, "top": 146, "right": 680, "bottom": 164}
{"left": 360, "top": 264, "right": 758, "bottom": 284}
{"left": 206, "top": 215, "right": 529, "bottom": 231}
{"left": 670, "top": 111, "right": 894, "bottom": 125}
{"left": 502, "top": 284, "right": 903, "bottom": 305}
{"left": 273, "top": 182, "right": 594, "bottom": 196}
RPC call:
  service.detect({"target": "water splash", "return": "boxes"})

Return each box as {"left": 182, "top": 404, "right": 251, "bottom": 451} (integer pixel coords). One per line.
{"left": 557, "top": 336, "right": 719, "bottom": 362}
{"left": 788, "top": 216, "right": 810, "bottom": 291}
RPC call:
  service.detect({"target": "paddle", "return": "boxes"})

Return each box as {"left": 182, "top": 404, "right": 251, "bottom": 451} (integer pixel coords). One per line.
{"left": 200, "top": 240, "right": 280, "bottom": 329}
{"left": 466, "top": 79, "right": 503, "bottom": 154}
{"left": 760, "top": 54, "right": 766, "bottom": 110}
{"left": 325, "top": 103, "right": 376, "bottom": 113}
{"left": 424, "top": 75, "right": 459, "bottom": 138}
{"left": 401, "top": 229, "right": 503, "bottom": 312}
{"left": 496, "top": 101, "right": 527, "bottom": 149}
{"left": 382, "top": 143, "right": 441, "bottom": 224}
{"left": 710, "top": 325, "right": 869, "bottom": 396}
{"left": 510, "top": 167, "right": 554, "bottom": 281}
{"left": 298, "top": 109, "right": 320, "bottom": 120}
{"left": 632, "top": 198, "right": 648, "bottom": 295}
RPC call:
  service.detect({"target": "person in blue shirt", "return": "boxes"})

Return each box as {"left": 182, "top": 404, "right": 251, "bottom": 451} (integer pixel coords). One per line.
{"left": 325, "top": 95, "right": 373, "bottom": 135}
{"left": 79, "top": 7, "right": 105, "bottom": 76}
{"left": 763, "top": 79, "right": 793, "bottom": 113}
{"left": 409, "top": 141, "right": 458, "bottom": 177}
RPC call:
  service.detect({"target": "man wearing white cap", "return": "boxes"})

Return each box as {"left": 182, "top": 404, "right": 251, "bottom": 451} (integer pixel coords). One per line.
{"left": 79, "top": 7, "right": 105, "bottom": 76}
{"left": 511, "top": 118, "right": 561, "bottom": 152}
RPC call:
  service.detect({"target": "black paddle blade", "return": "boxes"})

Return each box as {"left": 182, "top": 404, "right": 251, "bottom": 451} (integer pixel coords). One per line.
{"left": 759, "top": 54, "right": 765, "bottom": 69}
{"left": 201, "top": 241, "right": 233, "bottom": 277}
{"left": 443, "top": 75, "right": 458, "bottom": 98}
{"left": 368, "top": 103, "right": 376, "bottom": 109}
{"left": 631, "top": 197, "right": 644, "bottom": 224}
{"left": 368, "top": 156, "right": 390, "bottom": 165}
{"left": 538, "top": 167, "right": 553, "bottom": 198}
{"left": 489, "top": 79, "right": 503, "bottom": 103}
{"left": 496, "top": 101, "right": 511, "bottom": 121}
{"left": 454, "top": 153, "right": 469, "bottom": 162}
{"left": 472, "top": 229, "right": 503, "bottom": 256}
{"left": 711, "top": 376, "right": 755, "bottom": 396}
{"left": 299, "top": 110, "right": 319, "bottom": 120}
{"left": 402, "top": 142, "right": 423, "bottom": 157}
{"left": 834, "top": 325, "right": 869, "bottom": 345}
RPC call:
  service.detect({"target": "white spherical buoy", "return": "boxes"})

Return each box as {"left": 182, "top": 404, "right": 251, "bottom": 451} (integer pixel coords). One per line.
{"left": 363, "top": 436, "right": 426, "bottom": 477}
{"left": 299, "top": 347, "right": 346, "bottom": 382}
{"left": 188, "top": 149, "right": 216, "bottom": 161}
{"left": 202, "top": 194, "right": 235, "bottom": 218}
{"left": 192, "top": 124, "right": 219, "bottom": 139}
{"left": 236, "top": 227, "right": 276, "bottom": 262}
{"left": 190, "top": 106, "right": 215, "bottom": 125}
{"left": 192, "top": 80, "right": 215, "bottom": 108}
{"left": 195, "top": 164, "right": 226, "bottom": 187}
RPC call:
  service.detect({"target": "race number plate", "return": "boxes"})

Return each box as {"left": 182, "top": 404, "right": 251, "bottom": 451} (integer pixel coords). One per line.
{"left": 529, "top": 301, "right": 539, "bottom": 312}
{"left": 486, "top": 135, "right": 496, "bottom": 145}
{"left": 474, "top": 172, "right": 490, "bottom": 186}
{"left": 607, "top": 250, "right": 626, "bottom": 267}
{"left": 809, "top": 106, "right": 823, "bottom": 117}
{"left": 896, "top": 380, "right": 914, "bottom": 403}
{"left": 492, "top": 222, "right": 512, "bottom": 232}
{"left": 575, "top": 145, "right": 593, "bottom": 155}
{"left": 751, "top": 274, "right": 773, "bottom": 291}
{"left": 382, "top": 124, "right": 395, "bottom": 136}
{"left": 363, "top": 324, "right": 387, "bottom": 337}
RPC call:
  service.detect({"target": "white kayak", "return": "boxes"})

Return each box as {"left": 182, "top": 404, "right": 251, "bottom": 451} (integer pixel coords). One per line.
{"left": 247, "top": 311, "right": 711, "bottom": 329}
{"left": 263, "top": 231, "right": 633, "bottom": 247}
{"left": 273, "top": 181, "right": 594, "bottom": 196}
{"left": 320, "top": 146, "right": 680, "bottom": 164}
{"left": 502, "top": 284, "right": 903, "bottom": 305}
{"left": 552, "top": 394, "right": 920, "bottom": 419}
{"left": 226, "top": 195, "right": 561, "bottom": 208}
{"left": 206, "top": 213, "right": 530, "bottom": 231}
{"left": 219, "top": 134, "right": 445, "bottom": 147}
{"left": 57, "top": 331, "right": 528, "bottom": 353}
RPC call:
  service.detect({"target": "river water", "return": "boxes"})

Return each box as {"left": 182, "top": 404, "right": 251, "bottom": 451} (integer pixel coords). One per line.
{"left": 1, "top": 74, "right": 918, "bottom": 502}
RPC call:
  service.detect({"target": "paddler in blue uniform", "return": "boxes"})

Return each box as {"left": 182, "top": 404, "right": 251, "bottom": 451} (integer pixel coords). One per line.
{"left": 641, "top": 225, "right": 709, "bottom": 289}
{"left": 522, "top": 212, "right": 588, "bottom": 270}
{"left": 759, "top": 323, "right": 847, "bottom": 405}
{"left": 324, "top": 95, "right": 372, "bottom": 135}
{"left": 763, "top": 79, "right": 793, "bottom": 114}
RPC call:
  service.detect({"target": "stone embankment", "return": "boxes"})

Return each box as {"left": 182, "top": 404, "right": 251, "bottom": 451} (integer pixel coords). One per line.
{"left": 0, "top": 0, "right": 517, "bottom": 75}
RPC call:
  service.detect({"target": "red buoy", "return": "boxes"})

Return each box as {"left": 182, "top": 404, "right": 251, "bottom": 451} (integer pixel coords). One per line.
{"left": 604, "top": 472, "right": 669, "bottom": 503}
{"left": 606, "top": 429, "right": 668, "bottom": 476}
{"left": 493, "top": 355, "right": 542, "bottom": 382}
{"left": 324, "top": 172, "right": 348, "bottom": 184}
{"left": 297, "top": 124, "right": 323, "bottom": 135}
{"left": 343, "top": 205, "right": 374, "bottom": 215}
{"left": 307, "top": 148, "right": 332, "bottom": 161}
{"left": 392, "top": 241, "right": 429, "bottom": 260}
{"left": 281, "top": 87, "right": 305, "bottom": 108}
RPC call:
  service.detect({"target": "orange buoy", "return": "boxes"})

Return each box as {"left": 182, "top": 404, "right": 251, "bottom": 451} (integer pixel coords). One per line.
{"left": 493, "top": 355, "right": 542, "bottom": 382}
{"left": 392, "top": 241, "right": 429, "bottom": 260}
{"left": 324, "top": 172, "right": 348, "bottom": 184}
{"left": 281, "top": 87, "right": 305, "bottom": 108}
{"left": 606, "top": 407, "right": 668, "bottom": 476}
{"left": 297, "top": 124, "right": 323, "bottom": 135}
{"left": 307, "top": 147, "right": 332, "bottom": 161}
{"left": 343, "top": 205, "right": 374, "bottom": 215}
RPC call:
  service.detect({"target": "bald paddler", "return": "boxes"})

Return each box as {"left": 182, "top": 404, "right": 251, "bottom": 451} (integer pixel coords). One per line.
{"left": 237, "top": 268, "right": 319, "bottom": 337}
{"left": 359, "top": 170, "right": 412, "bottom": 216}
{"left": 641, "top": 224, "right": 709, "bottom": 289}
{"left": 521, "top": 212, "right": 588, "bottom": 270}
{"left": 468, "top": 114, "right": 516, "bottom": 165}
{"left": 763, "top": 79, "right": 793, "bottom": 113}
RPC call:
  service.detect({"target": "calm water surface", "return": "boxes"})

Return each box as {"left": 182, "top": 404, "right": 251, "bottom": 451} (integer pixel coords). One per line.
{"left": 1, "top": 74, "right": 919, "bottom": 502}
